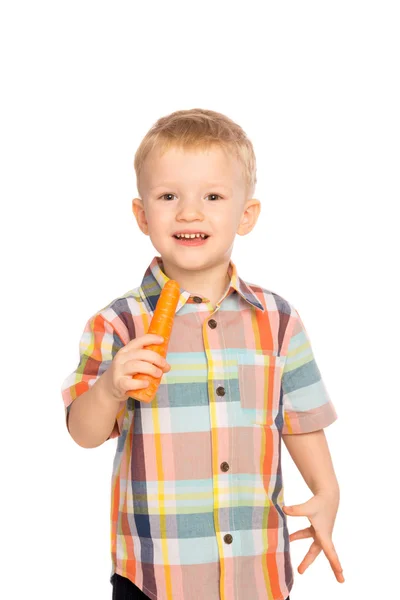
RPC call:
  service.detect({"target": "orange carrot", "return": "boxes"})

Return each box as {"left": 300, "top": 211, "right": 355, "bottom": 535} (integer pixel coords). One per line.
{"left": 128, "top": 279, "right": 181, "bottom": 402}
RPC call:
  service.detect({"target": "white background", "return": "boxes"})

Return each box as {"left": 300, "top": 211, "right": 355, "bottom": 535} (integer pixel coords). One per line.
{"left": 1, "top": 1, "right": 399, "bottom": 598}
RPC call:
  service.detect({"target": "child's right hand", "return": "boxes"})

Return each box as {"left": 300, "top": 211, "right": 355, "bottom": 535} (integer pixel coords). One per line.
{"left": 102, "top": 334, "right": 171, "bottom": 401}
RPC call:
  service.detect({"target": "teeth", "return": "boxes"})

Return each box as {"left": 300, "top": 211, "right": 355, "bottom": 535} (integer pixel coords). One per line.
{"left": 175, "top": 233, "right": 207, "bottom": 239}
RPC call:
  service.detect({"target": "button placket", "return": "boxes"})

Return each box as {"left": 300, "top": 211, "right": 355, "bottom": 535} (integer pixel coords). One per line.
{"left": 204, "top": 315, "right": 235, "bottom": 551}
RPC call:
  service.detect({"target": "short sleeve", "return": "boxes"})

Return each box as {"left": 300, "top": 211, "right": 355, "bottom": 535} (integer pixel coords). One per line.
{"left": 61, "top": 312, "right": 127, "bottom": 440}
{"left": 281, "top": 307, "right": 338, "bottom": 435}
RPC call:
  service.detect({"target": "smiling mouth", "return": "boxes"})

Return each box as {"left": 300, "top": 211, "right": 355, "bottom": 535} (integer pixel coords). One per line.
{"left": 172, "top": 234, "right": 210, "bottom": 245}
{"left": 173, "top": 234, "right": 210, "bottom": 239}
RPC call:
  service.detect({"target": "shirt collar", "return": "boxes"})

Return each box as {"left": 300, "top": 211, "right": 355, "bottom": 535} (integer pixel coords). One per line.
{"left": 138, "top": 255, "right": 265, "bottom": 314}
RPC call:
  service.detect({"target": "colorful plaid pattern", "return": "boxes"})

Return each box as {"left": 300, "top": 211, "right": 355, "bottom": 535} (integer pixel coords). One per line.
{"left": 61, "top": 255, "right": 338, "bottom": 600}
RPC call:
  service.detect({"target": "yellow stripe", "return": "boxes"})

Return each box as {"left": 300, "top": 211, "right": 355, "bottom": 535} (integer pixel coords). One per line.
{"left": 283, "top": 410, "right": 294, "bottom": 433}
{"left": 205, "top": 324, "right": 225, "bottom": 600}
{"left": 152, "top": 400, "right": 173, "bottom": 597}
{"left": 131, "top": 485, "right": 273, "bottom": 503}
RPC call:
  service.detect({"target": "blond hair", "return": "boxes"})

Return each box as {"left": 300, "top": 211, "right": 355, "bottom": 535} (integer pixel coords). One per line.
{"left": 134, "top": 108, "right": 257, "bottom": 199}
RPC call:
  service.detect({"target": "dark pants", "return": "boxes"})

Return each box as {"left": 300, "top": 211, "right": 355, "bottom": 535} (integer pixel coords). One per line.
{"left": 111, "top": 573, "right": 151, "bottom": 599}
{"left": 111, "top": 573, "right": 290, "bottom": 599}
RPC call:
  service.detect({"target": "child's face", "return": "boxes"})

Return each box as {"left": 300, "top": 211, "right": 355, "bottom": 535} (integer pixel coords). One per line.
{"left": 132, "top": 144, "right": 260, "bottom": 271}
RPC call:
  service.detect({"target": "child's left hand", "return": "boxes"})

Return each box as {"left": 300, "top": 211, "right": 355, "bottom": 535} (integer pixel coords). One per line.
{"left": 282, "top": 492, "right": 345, "bottom": 583}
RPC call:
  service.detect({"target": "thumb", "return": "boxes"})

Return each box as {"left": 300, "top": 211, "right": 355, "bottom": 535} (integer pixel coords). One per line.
{"left": 283, "top": 499, "right": 314, "bottom": 517}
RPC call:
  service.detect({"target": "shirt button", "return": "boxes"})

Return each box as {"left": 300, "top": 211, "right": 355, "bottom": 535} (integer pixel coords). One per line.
{"left": 224, "top": 534, "right": 233, "bottom": 544}
{"left": 208, "top": 319, "right": 217, "bottom": 329}
{"left": 220, "top": 461, "right": 230, "bottom": 472}
{"left": 193, "top": 296, "right": 202, "bottom": 303}
{"left": 216, "top": 386, "right": 225, "bottom": 396}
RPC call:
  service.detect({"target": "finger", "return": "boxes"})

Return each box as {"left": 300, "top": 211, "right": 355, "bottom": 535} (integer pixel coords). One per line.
{"left": 120, "top": 376, "right": 150, "bottom": 394}
{"left": 319, "top": 537, "right": 345, "bottom": 582}
{"left": 289, "top": 527, "right": 313, "bottom": 542}
{"left": 143, "top": 333, "right": 164, "bottom": 343}
{"left": 297, "top": 541, "right": 321, "bottom": 574}
{"left": 283, "top": 498, "right": 317, "bottom": 518}
{"left": 124, "top": 359, "right": 164, "bottom": 379}
{"left": 125, "top": 349, "right": 169, "bottom": 370}
{"left": 122, "top": 334, "right": 165, "bottom": 352}
{"left": 141, "top": 349, "right": 170, "bottom": 368}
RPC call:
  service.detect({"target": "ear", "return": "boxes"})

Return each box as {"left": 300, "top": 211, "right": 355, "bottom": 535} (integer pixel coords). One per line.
{"left": 237, "top": 198, "right": 261, "bottom": 236}
{"left": 132, "top": 197, "right": 150, "bottom": 235}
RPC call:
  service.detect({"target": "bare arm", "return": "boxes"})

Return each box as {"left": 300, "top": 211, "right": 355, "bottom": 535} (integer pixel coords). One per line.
{"left": 282, "top": 428, "right": 339, "bottom": 498}
{"left": 282, "top": 429, "right": 344, "bottom": 582}
{"left": 67, "top": 369, "right": 120, "bottom": 449}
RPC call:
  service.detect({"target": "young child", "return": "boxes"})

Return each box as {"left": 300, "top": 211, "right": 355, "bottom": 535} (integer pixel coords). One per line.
{"left": 61, "top": 108, "right": 344, "bottom": 600}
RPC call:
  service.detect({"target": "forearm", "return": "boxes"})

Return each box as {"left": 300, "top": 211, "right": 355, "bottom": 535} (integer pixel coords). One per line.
{"left": 282, "top": 429, "right": 339, "bottom": 498}
{"left": 67, "top": 371, "right": 120, "bottom": 448}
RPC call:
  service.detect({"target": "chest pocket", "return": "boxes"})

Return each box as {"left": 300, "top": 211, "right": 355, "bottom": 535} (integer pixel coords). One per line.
{"left": 236, "top": 350, "right": 286, "bottom": 426}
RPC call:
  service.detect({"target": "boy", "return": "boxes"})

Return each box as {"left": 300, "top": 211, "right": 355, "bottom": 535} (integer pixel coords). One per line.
{"left": 61, "top": 108, "right": 344, "bottom": 600}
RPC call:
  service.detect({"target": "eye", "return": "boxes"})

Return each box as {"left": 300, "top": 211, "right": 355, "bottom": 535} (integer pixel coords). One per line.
{"left": 159, "top": 193, "right": 176, "bottom": 201}
{"left": 159, "top": 193, "right": 222, "bottom": 201}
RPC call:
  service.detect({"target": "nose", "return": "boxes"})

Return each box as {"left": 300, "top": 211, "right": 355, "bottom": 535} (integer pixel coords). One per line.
{"left": 176, "top": 197, "right": 205, "bottom": 220}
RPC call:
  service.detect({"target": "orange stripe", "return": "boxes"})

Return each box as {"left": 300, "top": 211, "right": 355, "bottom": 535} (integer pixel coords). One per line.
{"left": 92, "top": 314, "right": 107, "bottom": 361}
{"left": 255, "top": 303, "right": 273, "bottom": 350}
{"left": 261, "top": 425, "right": 281, "bottom": 596}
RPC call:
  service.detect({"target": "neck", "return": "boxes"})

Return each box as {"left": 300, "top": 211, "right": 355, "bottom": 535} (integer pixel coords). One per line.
{"left": 160, "top": 257, "right": 232, "bottom": 306}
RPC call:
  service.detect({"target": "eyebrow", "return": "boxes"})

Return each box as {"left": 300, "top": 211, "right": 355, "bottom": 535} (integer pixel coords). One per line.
{"left": 150, "top": 183, "right": 232, "bottom": 192}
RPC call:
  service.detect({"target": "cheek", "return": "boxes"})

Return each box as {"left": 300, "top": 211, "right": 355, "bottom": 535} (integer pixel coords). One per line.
{"left": 147, "top": 209, "right": 168, "bottom": 227}
{"left": 212, "top": 206, "right": 238, "bottom": 225}
{"left": 218, "top": 213, "right": 240, "bottom": 233}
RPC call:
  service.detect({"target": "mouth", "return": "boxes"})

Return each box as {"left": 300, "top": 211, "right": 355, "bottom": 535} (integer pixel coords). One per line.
{"left": 172, "top": 233, "right": 210, "bottom": 246}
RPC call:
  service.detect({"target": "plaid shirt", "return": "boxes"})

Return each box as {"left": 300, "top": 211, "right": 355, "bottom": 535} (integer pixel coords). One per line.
{"left": 61, "top": 255, "right": 338, "bottom": 600}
